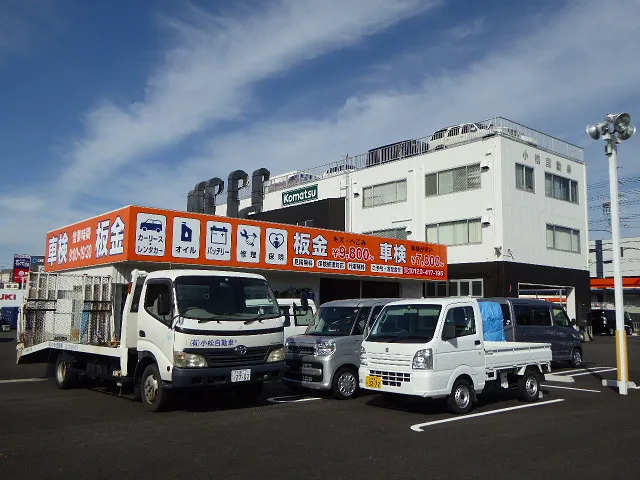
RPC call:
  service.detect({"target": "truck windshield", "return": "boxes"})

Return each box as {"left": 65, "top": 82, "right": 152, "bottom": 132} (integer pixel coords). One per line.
{"left": 174, "top": 276, "right": 280, "bottom": 321}
{"left": 367, "top": 304, "right": 442, "bottom": 343}
{"left": 305, "top": 306, "right": 367, "bottom": 336}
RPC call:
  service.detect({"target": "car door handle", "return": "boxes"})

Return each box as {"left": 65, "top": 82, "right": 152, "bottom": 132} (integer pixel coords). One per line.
{"left": 474, "top": 340, "right": 481, "bottom": 345}
{"left": 139, "top": 330, "right": 146, "bottom": 337}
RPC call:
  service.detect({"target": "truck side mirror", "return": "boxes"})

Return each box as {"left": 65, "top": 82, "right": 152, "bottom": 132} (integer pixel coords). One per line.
{"left": 299, "top": 292, "right": 309, "bottom": 313}
{"left": 570, "top": 318, "right": 576, "bottom": 327}
{"left": 442, "top": 323, "right": 456, "bottom": 341}
{"left": 157, "top": 292, "right": 171, "bottom": 317}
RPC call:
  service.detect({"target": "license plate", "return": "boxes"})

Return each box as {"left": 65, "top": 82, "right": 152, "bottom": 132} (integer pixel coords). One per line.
{"left": 231, "top": 369, "right": 251, "bottom": 382}
{"left": 365, "top": 375, "right": 382, "bottom": 389}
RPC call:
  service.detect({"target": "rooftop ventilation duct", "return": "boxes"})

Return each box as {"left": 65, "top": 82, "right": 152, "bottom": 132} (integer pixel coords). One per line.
{"left": 239, "top": 168, "right": 270, "bottom": 218}
{"left": 226, "top": 170, "right": 249, "bottom": 218}
{"left": 186, "top": 181, "right": 206, "bottom": 213}
{"left": 203, "top": 177, "right": 224, "bottom": 214}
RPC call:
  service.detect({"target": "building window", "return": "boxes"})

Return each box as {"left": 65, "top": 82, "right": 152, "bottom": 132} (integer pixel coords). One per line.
{"left": 364, "top": 228, "right": 408, "bottom": 240}
{"left": 515, "top": 164, "right": 535, "bottom": 193}
{"left": 426, "top": 218, "right": 482, "bottom": 246}
{"left": 546, "top": 224, "right": 580, "bottom": 253}
{"left": 425, "top": 163, "right": 481, "bottom": 197}
{"left": 362, "top": 179, "right": 407, "bottom": 208}
{"left": 545, "top": 173, "right": 578, "bottom": 203}
{"left": 449, "top": 279, "right": 483, "bottom": 298}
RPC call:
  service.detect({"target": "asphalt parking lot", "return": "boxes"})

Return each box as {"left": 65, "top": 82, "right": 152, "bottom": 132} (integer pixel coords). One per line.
{"left": 0, "top": 331, "right": 638, "bottom": 480}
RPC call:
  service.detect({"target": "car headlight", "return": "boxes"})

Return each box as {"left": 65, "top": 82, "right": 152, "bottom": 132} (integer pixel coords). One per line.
{"left": 315, "top": 341, "right": 336, "bottom": 356}
{"left": 360, "top": 347, "right": 368, "bottom": 366}
{"left": 412, "top": 348, "right": 433, "bottom": 370}
{"left": 267, "top": 347, "right": 285, "bottom": 363}
{"left": 173, "top": 351, "right": 208, "bottom": 368}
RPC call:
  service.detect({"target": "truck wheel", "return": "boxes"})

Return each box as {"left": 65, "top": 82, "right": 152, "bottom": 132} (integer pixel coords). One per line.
{"left": 570, "top": 348, "right": 583, "bottom": 367}
{"left": 233, "top": 382, "right": 264, "bottom": 403}
{"left": 446, "top": 378, "right": 474, "bottom": 414}
{"left": 331, "top": 367, "right": 358, "bottom": 400}
{"left": 55, "top": 354, "right": 77, "bottom": 390}
{"left": 141, "top": 364, "right": 170, "bottom": 412}
{"left": 517, "top": 369, "right": 540, "bottom": 402}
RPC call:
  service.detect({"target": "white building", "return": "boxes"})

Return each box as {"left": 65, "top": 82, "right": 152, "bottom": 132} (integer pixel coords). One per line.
{"left": 210, "top": 117, "right": 590, "bottom": 321}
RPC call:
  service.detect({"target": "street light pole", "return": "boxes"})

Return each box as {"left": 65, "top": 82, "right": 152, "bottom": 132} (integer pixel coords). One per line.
{"left": 587, "top": 113, "right": 636, "bottom": 395}
{"left": 606, "top": 139, "right": 629, "bottom": 395}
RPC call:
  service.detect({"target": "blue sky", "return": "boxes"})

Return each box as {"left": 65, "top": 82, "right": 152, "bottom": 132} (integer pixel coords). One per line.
{"left": 2, "top": 0, "right": 640, "bottom": 270}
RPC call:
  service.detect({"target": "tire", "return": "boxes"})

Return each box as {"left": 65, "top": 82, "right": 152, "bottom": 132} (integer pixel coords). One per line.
{"left": 233, "top": 382, "right": 264, "bottom": 403}
{"left": 331, "top": 367, "right": 359, "bottom": 400}
{"left": 517, "top": 369, "right": 540, "bottom": 402}
{"left": 446, "top": 378, "right": 474, "bottom": 414}
{"left": 54, "top": 354, "right": 77, "bottom": 390}
{"left": 570, "top": 348, "right": 583, "bottom": 368}
{"left": 141, "top": 364, "right": 170, "bottom": 412}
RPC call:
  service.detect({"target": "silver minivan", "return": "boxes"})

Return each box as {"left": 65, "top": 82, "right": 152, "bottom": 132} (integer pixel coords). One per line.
{"left": 283, "top": 298, "right": 397, "bottom": 399}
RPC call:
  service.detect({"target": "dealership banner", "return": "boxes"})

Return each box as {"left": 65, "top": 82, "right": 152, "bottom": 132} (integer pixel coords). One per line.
{"left": 13, "top": 254, "right": 30, "bottom": 283}
{"left": 45, "top": 205, "right": 447, "bottom": 281}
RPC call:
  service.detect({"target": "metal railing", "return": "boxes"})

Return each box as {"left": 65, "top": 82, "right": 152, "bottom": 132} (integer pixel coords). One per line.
{"left": 20, "top": 273, "right": 115, "bottom": 347}
{"left": 215, "top": 117, "right": 584, "bottom": 204}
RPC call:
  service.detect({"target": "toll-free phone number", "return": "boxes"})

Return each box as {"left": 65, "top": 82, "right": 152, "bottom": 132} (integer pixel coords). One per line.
{"left": 404, "top": 267, "right": 444, "bottom": 277}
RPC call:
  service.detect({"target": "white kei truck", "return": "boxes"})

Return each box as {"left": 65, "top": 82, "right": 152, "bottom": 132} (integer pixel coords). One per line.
{"left": 359, "top": 298, "right": 553, "bottom": 414}
{"left": 16, "top": 269, "right": 293, "bottom": 411}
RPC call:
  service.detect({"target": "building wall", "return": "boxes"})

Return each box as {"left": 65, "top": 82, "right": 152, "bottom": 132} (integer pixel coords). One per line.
{"left": 251, "top": 198, "right": 345, "bottom": 230}
{"left": 222, "top": 135, "right": 588, "bottom": 274}
{"left": 500, "top": 141, "right": 588, "bottom": 270}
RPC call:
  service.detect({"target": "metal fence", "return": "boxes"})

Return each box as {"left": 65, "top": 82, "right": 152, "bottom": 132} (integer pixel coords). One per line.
{"left": 20, "top": 273, "right": 115, "bottom": 348}
{"left": 215, "top": 116, "right": 584, "bottom": 204}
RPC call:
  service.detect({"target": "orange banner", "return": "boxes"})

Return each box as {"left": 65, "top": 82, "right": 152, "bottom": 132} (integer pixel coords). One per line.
{"left": 45, "top": 206, "right": 448, "bottom": 281}
{"left": 45, "top": 207, "right": 131, "bottom": 271}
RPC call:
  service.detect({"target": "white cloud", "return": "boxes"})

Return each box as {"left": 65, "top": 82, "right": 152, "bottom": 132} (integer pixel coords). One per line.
{"left": 126, "top": 0, "right": 640, "bottom": 202}
{"left": 447, "top": 17, "right": 487, "bottom": 40}
{"left": 56, "top": 0, "right": 441, "bottom": 196}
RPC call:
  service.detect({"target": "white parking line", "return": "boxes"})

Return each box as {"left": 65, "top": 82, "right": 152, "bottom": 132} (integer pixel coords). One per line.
{"left": 267, "top": 395, "right": 322, "bottom": 404}
{"left": 542, "top": 384, "right": 601, "bottom": 393}
{"left": 544, "top": 374, "right": 575, "bottom": 383}
{"left": 571, "top": 368, "right": 617, "bottom": 377}
{"left": 0, "top": 378, "right": 47, "bottom": 384}
{"left": 555, "top": 367, "right": 614, "bottom": 375}
{"left": 410, "top": 399, "right": 564, "bottom": 432}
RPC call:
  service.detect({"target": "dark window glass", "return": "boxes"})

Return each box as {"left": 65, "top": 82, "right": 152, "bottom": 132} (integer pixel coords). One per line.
{"left": 514, "top": 305, "right": 532, "bottom": 326}
{"left": 352, "top": 307, "right": 372, "bottom": 335}
{"left": 531, "top": 307, "right": 552, "bottom": 326}
{"left": 144, "top": 282, "right": 172, "bottom": 324}
{"left": 130, "top": 283, "right": 143, "bottom": 312}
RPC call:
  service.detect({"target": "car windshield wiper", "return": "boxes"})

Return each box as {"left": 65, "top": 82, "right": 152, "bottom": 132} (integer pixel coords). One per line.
{"left": 243, "top": 313, "right": 282, "bottom": 324}
{"left": 196, "top": 313, "right": 244, "bottom": 323}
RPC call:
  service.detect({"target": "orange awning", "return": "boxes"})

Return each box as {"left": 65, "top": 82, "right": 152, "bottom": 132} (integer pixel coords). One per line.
{"left": 591, "top": 277, "right": 640, "bottom": 289}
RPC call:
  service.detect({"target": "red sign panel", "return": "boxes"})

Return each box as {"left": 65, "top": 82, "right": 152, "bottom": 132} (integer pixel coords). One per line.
{"left": 45, "top": 206, "right": 448, "bottom": 281}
